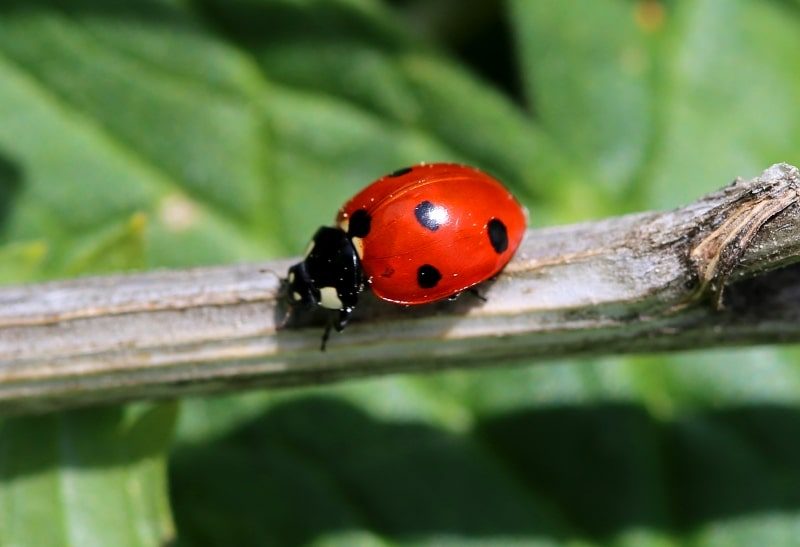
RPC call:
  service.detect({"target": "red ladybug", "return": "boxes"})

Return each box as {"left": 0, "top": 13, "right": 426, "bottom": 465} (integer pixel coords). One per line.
{"left": 286, "top": 163, "right": 527, "bottom": 349}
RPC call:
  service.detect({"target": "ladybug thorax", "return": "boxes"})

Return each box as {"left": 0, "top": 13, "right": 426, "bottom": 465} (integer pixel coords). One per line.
{"left": 287, "top": 227, "right": 363, "bottom": 312}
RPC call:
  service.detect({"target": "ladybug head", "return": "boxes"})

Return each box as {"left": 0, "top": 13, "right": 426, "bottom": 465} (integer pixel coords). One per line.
{"left": 286, "top": 226, "right": 363, "bottom": 310}
{"left": 287, "top": 227, "right": 364, "bottom": 315}
{"left": 285, "top": 227, "right": 365, "bottom": 348}
{"left": 286, "top": 261, "right": 318, "bottom": 308}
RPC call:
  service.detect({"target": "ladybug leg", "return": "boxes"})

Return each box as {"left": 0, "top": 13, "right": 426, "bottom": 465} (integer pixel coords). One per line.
{"left": 320, "top": 307, "right": 354, "bottom": 351}
{"left": 336, "top": 307, "right": 354, "bottom": 331}
{"left": 320, "top": 321, "right": 333, "bottom": 351}
{"left": 447, "top": 289, "right": 487, "bottom": 303}
{"left": 467, "top": 288, "right": 487, "bottom": 302}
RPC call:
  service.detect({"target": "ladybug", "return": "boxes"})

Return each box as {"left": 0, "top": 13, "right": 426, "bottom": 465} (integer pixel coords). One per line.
{"left": 286, "top": 163, "right": 527, "bottom": 349}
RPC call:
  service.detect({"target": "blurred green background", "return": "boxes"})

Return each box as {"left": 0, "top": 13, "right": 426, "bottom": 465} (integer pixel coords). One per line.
{"left": 1, "top": 0, "right": 800, "bottom": 546}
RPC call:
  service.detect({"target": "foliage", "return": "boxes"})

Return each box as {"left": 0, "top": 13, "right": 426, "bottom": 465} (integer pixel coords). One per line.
{"left": 1, "top": 0, "right": 800, "bottom": 545}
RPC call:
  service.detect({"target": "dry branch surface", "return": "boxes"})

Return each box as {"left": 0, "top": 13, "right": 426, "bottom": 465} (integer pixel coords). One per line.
{"left": 2, "top": 164, "right": 799, "bottom": 414}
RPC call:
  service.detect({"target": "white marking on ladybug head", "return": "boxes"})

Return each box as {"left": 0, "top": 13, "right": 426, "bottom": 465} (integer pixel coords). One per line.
{"left": 288, "top": 271, "right": 295, "bottom": 284}
{"left": 304, "top": 240, "right": 315, "bottom": 257}
{"left": 351, "top": 236, "right": 364, "bottom": 260}
{"left": 292, "top": 291, "right": 302, "bottom": 302}
{"left": 319, "top": 286, "right": 343, "bottom": 310}
{"left": 339, "top": 217, "right": 350, "bottom": 233}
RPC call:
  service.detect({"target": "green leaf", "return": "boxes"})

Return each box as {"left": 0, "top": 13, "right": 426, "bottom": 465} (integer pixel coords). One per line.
{"left": 0, "top": 404, "right": 178, "bottom": 547}
{"left": 197, "top": 0, "right": 585, "bottom": 227}
{"left": 2, "top": 0, "right": 800, "bottom": 546}
{"left": 62, "top": 212, "right": 147, "bottom": 276}
{"left": 643, "top": 0, "right": 800, "bottom": 208}
{"left": 0, "top": 240, "right": 48, "bottom": 284}
{"left": 171, "top": 396, "right": 569, "bottom": 547}
{"left": 510, "top": 0, "right": 658, "bottom": 196}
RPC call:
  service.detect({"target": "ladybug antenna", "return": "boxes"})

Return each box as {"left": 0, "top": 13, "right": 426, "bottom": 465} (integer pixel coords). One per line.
{"left": 258, "top": 268, "right": 283, "bottom": 283}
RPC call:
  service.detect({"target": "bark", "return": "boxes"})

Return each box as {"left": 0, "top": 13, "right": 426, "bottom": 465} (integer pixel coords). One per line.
{"left": 1, "top": 163, "right": 799, "bottom": 414}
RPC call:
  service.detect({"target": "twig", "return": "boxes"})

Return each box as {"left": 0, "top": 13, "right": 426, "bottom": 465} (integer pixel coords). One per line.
{"left": 1, "top": 164, "right": 799, "bottom": 415}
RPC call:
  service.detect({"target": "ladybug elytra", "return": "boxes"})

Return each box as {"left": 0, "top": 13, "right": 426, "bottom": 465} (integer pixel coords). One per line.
{"left": 286, "top": 163, "right": 527, "bottom": 349}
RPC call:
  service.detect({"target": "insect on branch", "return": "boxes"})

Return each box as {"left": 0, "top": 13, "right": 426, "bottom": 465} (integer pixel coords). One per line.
{"left": 1, "top": 163, "right": 799, "bottom": 415}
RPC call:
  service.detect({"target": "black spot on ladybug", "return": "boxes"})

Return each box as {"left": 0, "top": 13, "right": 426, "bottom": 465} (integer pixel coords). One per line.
{"left": 388, "top": 166, "right": 412, "bottom": 177}
{"left": 348, "top": 208, "right": 371, "bottom": 238}
{"left": 417, "top": 264, "right": 442, "bottom": 288}
{"left": 414, "top": 200, "right": 444, "bottom": 231}
{"left": 487, "top": 218, "right": 508, "bottom": 253}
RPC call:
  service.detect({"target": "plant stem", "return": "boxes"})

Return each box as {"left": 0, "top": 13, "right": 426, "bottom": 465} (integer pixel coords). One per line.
{"left": 1, "top": 164, "right": 799, "bottom": 415}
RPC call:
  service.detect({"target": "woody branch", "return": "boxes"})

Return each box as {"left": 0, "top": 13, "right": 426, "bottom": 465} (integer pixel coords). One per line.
{"left": 1, "top": 163, "right": 799, "bottom": 415}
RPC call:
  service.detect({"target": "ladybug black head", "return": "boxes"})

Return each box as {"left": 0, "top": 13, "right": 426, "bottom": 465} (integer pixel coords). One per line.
{"left": 285, "top": 226, "right": 365, "bottom": 348}
{"left": 286, "top": 262, "right": 319, "bottom": 307}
